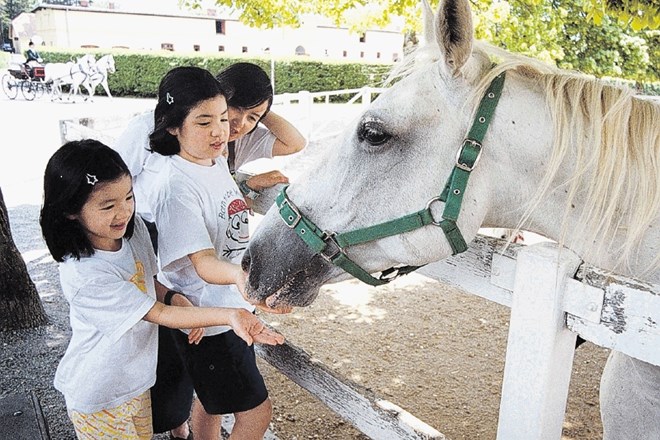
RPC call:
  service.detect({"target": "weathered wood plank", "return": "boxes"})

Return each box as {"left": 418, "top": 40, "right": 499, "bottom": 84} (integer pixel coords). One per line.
{"left": 568, "top": 265, "right": 660, "bottom": 366}
{"left": 418, "top": 235, "right": 519, "bottom": 307}
{"left": 255, "top": 342, "right": 446, "bottom": 440}
{"left": 418, "top": 235, "right": 660, "bottom": 367}
{"left": 497, "top": 244, "right": 580, "bottom": 440}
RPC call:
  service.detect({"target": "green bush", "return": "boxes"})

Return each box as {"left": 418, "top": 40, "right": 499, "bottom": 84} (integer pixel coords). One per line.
{"left": 38, "top": 48, "right": 393, "bottom": 100}
{"left": 36, "top": 47, "right": 659, "bottom": 98}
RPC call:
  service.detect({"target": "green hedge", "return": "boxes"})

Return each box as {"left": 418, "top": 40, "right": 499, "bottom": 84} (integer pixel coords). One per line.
{"left": 38, "top": 48, "right": 393, "bottom": 100}
{"left": 34, "top": 48, "right": 660, "bottom": 98}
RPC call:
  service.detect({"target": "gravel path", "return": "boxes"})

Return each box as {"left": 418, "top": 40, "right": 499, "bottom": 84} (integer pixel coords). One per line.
{"left": 2, "top": 204, "right": 76, "bottom": 439}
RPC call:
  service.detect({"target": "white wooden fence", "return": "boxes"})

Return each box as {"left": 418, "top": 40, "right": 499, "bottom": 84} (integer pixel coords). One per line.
{"left": 251, "top": 234, "right": 659, "bottom": 440}
{"left": 272, "top": 87, "right": 385, "bottom": 142}
{"left": 59, "top": 92, "right": 659, "bottom": 440}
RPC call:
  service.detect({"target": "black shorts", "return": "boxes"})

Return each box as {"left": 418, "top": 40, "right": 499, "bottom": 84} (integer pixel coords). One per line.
{"left": 151, "top": 325, "right": 194, "bottom": 433}
{"left": 173, "top": 328, "right": 268, "bottom": 415}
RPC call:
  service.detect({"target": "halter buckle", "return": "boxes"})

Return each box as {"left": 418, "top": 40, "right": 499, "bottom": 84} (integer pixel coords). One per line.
{"left": 320, "top": 231, "right": 343, "bottom": 262}
{"left": 280, "top": 197, "right": 302, "bottom": 229}
{"left": 455, "top": 139, "right": 482, "bottom": 172}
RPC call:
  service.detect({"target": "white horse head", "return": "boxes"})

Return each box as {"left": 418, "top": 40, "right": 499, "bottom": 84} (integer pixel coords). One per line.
{"left": 245, "top": 0, "right": 658, "bottom": 308}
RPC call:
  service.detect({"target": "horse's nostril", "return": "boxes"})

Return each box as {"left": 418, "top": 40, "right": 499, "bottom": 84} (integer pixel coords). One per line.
{"left": 241, "top": 250, "right": 251, "bottom": 273}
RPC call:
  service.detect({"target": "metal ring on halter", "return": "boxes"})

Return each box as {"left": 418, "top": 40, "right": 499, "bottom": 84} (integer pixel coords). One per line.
{"left": 425, "top": 196, "right": 444, "bottom": 226}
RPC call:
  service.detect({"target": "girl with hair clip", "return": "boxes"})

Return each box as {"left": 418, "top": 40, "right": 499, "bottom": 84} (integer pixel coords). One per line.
{"left": 113, "top": 61, "right": 306, "bottom": 250}
{"left": 39, "top": 139, "right": 284, "bottom": 440}
{"left": 148, "top": 66, "right": 290, "bottom": 440}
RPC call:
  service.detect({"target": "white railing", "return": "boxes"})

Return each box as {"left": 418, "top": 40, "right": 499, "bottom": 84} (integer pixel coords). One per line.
{"left": 254, "top": 234, "right": 659, "bottom": 440}
{"left": 273, "top": 87, "right": 386, "bottom": 142}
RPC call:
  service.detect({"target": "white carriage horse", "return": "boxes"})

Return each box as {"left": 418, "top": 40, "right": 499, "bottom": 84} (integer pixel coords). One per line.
{"left": 44, "top": 54, "right": 96, "bottom": 101}
{"left": 242, "top": 0, "right": 660, "bottom": 439}
{"left": 86, "top": 54, "right": 116, "bottom": 99}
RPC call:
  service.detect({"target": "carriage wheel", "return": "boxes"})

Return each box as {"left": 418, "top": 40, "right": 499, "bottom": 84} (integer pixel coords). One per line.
{"left": 34, "top": 82, "right": 46, "bottom": 100}
{"left": 1, "top": 74, "right": 18, "bottom": 100}
{"left": 21, "top": 81, "right": 37, "bottom": 101}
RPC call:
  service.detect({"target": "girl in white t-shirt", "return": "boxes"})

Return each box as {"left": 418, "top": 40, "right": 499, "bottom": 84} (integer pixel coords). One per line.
{"left": 148, "top": 66, "right": 291, "bottom": 440}
{"left": 39, "top": 139, "right": 284, "bottom": 440}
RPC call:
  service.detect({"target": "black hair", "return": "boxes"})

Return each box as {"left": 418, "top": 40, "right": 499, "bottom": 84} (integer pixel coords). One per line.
{"left": 40, "top": 139, "right": 135, "bottom": 262}
{"left": 216, "top": 62, "right": 274, "bottom": 118}
{"left": 149, "top": 66, "right": 231, "bottom": 156}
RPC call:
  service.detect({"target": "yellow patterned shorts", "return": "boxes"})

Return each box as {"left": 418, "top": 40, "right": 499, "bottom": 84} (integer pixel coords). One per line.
{"left": 68, "top": 390, "right": 153, "bottom": 440}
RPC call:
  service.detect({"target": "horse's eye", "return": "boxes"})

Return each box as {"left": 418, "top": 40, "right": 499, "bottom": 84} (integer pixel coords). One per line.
{"left": 357, "top": 119, "right": 391, "bottom": 146}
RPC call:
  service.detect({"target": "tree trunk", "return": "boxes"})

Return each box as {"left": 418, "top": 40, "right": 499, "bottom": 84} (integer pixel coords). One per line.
{"left": 0, "top": 187, "right": 48, "bottom": 331}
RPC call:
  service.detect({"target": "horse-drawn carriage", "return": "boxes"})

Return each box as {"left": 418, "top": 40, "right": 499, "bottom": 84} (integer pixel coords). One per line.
{"left": 1, "top": 64, "right": 51, "bottom": 101}
{"left": 1, "top": 53, "right": 115, "bottom": 101}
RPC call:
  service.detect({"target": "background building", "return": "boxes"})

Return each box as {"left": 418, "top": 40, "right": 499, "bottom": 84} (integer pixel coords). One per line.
{"left": 10, "top": 1, "right": 403, "bottom": 63}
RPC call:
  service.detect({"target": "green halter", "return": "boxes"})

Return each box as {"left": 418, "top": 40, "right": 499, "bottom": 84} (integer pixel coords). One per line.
{"left": 276, "top": 71, "right": 506, "bottom": 286}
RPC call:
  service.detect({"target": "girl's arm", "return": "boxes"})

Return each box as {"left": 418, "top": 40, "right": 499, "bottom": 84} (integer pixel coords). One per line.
{"left": 154, "top": 278, "right": 204, "bottom": 343}
{"left": 143, "top": 302, "right": 284, "bottom": 346}
{"left": 188, "top": 249, "right": 291, "bottom": 314}
{"left": 188, "top": 249, "right": 245, "bottom": 291}
{"left": 260, "top": 111, "right": 306, "bottom": 156}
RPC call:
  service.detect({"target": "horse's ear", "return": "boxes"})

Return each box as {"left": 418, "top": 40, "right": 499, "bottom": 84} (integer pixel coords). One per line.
{"left": 421, "top": 0, "right": 435, "bottom": 47}
{"left": 434, "top": 0, "right": 473, "bottom": 77}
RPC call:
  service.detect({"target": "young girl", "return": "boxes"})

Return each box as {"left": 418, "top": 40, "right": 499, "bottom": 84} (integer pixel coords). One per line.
{"left": 39, "top": 139, "right": 284, "bottom": 440}
{"left": 112, "top": 61, "right": 306, "bottom": 246}
{"left": 113, "top": 62, "right": 305, "bottom": 439}
{"left": 148, "top": 66, "right": 287, "bottom": 440}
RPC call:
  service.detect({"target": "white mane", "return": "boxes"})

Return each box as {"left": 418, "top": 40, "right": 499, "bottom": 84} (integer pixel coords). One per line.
{"left": 386, "top": 40, "right": 660, "bottom": 275}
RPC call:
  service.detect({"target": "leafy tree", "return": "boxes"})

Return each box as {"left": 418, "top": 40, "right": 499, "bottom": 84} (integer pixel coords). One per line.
{"left": 190, "top": 0, "right": 659, "bottom": 30}
{"left": 188, "top": 0, "right": 657, "bottom": 82}
{"left": 0, "top": 0, "right": 37, "bottom": 43}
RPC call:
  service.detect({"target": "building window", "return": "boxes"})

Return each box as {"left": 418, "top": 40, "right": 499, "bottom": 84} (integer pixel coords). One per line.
{"left": 392, "top": 52, "right": 400, "bottom": 62}
{"left": 342, "top": 50, "right": 347, "bottom": 57}
{"left": 376, "top": 52, "right": 381, "bottom": 59}
{"left": 193, "top": 45, "right": 200, "bottom": 51}
{"left": 215, "top": 20, "right": 225, "bottom": 34}
{"left": 161, "top": 43, "right": 174, "bottom": 51}
{"left": 218, "top": 45, "right": 225, "bottom": 52}
{"left": 359, "top": 33, "right": 366, "bottom": 43}
{"left": 360, "top": 51, "right": 364, "bottom": 58}
{"left": 295, "top": 45, "right": 306, "bottom": 56}
{"left": 242, "top": 46, "right": 248, "bottom": 53}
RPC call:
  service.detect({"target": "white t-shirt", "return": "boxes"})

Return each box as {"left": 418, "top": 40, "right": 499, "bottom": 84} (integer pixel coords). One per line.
{"left": 112, "top": 110, "right": 276, "bottom": 222}
{"left": 150, "top": 155, "right": 255, "bottom": 336}
{"left": 54, "top": 218, "right": 158, "bottom": 414}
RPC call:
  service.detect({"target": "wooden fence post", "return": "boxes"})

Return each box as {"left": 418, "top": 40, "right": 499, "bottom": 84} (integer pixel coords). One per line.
{"left": 497, "top": 243, "right": 582, "bottom": 439}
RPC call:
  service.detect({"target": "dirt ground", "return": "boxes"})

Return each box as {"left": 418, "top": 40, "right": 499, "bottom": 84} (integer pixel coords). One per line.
{"left": 3, "top": 204, "right": 609, "bottom": 440}
{"left": 256, "top": 274, "right": 609, "bottom": 440}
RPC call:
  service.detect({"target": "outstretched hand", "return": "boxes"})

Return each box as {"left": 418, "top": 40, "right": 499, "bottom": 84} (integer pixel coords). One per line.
{"left": 246, "top": 170, "right": 289, "bottom": 192}
{"left": 229, "top": 309, "right": 285, "bottom": 346}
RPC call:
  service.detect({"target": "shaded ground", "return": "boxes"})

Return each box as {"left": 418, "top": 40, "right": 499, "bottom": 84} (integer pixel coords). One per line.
{"left": 2, "top": 204, "right": 608, "bottom": 440}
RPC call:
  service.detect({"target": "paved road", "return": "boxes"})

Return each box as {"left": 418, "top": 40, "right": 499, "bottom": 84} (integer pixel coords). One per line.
{"left": 0, "top": 89, "right": 156, "bottom": 208}
{"left": 0, "top": 80, "right": 364, "bottom": 209}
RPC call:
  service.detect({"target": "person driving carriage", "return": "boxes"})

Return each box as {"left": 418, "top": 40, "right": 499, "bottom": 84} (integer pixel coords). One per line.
{"left": 23, "top": 41, "right": 43, "bottom": 76}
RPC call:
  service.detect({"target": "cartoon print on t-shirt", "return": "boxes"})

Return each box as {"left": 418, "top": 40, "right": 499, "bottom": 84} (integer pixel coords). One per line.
{"left": 130, "top": 261, "right": 147, "bottom": 293}
{"left": 223, "top": 198, "right": 249, "bottom": 258}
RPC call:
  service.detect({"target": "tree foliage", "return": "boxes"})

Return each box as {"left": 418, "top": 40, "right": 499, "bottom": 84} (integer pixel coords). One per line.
{"left": 0, "top": 0, "right": 37, "bottom": 42}
{"left": 193, "top": 0, "right": 659, "bottom": 30}
{"left": 190, "top": 0, "right": 658, "bottom": 82}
